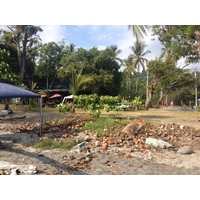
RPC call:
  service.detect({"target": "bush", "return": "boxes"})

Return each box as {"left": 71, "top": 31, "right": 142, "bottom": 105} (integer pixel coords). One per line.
{"left": 56, "top": 103, "right": 72, "bottom": 113}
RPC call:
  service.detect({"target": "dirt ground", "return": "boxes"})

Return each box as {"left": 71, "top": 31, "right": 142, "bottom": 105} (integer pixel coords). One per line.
{"left": 1, "top": 106, "right": 200, "bottom": 175}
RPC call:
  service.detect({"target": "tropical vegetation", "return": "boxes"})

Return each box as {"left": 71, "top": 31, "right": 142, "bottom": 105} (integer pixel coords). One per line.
{"left": 1, "top": 25, "right": 200, "bottom": 111}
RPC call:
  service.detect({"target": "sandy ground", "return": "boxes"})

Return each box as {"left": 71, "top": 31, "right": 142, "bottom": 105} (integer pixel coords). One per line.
{"left": 1, "top": 106, "right": 200, "bottom": 175}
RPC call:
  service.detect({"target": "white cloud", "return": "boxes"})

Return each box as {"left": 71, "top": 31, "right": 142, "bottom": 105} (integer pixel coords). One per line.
{"left": 116, "top": 30, "right": 133, "bottom": 60}
{"left": 39, "top": 25, "right": 68, "bottom": 44}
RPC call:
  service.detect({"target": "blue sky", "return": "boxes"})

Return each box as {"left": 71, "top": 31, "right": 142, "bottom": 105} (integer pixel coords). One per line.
{"left": 39, "top": 25, "right": 163, "bottom": 61}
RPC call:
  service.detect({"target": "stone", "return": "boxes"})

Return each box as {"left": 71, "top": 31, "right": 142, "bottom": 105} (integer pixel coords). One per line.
{"left": 177, "top": 146, "right": 193, "bottom": 155}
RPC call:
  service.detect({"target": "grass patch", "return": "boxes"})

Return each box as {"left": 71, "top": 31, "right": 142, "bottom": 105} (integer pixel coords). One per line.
{"left": 84, "top": 117, "right": 131, "bottom": 137}
{"left": 32, "top": 138, "right": 77, "bottom": 150}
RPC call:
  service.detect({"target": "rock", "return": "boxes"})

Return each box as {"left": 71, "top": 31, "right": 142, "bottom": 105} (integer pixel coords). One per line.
{"left": 180, "top": 125, "right": 184, "bottom": 129}
{"left": 84, "top": 135, "right": 90, "bottom": 141}
{"left": 177, "top": 146, "right": 193, "bottom": 155}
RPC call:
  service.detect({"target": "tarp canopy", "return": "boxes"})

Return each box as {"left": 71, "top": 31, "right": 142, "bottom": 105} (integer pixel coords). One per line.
{"left": 0, "top": 82, "right": 42, "bottom": 136}
{"left": 0, "top": 82, "right": 40, "bottom": 98}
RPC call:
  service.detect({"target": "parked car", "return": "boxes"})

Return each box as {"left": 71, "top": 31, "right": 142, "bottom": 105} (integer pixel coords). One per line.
{"left": 116, "top": 103, "right": 130, "bottom": 111}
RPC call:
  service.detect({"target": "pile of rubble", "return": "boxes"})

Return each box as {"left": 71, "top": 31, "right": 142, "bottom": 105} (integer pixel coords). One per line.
{"left": 2, "top": 117, "right": 200, "bottom": 154}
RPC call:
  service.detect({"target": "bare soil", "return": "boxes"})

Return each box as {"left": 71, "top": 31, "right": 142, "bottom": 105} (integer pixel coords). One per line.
{"left": 1, "top": 106, "right": 200, "bottom": 175}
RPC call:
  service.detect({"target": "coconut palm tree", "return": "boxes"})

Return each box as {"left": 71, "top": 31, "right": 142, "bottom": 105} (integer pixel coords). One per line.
{"left": 128, "top": 25, "right": 150, "bottom": 40}
{"left": 130, "top": 40, "right": 151, "bottom": 94}
{"left": 122, "top": 55, "right": 135, "bottom": 99}
{"left": 66, "top": 43, "right": 77, "bottom": 55}
{"left": 160, "top": 41, "right": 179, "bottom": 63}
{"left": 107, "top": 45, "right": 123, "bottom": 64}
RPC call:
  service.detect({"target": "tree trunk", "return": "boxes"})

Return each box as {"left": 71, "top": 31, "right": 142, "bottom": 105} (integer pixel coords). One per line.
{"left": 145, "top": 91, "right": 152, "bottom": 110}
{"left": 49, "top": 74, "right": 56, "bottom": 89}
{"left": 46, "top": 77, "right": 49, "bottom": 89}
{"left": 156, "top": 90, "right": 169, "bottom": 107}
{"left": 145, "top": 80, "right": 158, "bottom": 110}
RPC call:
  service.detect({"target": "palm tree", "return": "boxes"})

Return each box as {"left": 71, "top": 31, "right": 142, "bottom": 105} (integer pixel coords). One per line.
{"left": 130, "top": 40, "right": 151, "bottom": 94}
{"left": 107, "top": 45, "right": 123, "bottom": 64}
{"left": 128, "top": 25, "right": 150, "bottom": 40}
{"left": 122, "top": 55, "right": 135, "bottom": 99}
{"left": 69, "top": 67, "right": 94, "bottom": 95}
{"left": 66, "top": 43, "right": 76, "bottom": 55}
{"left": 160, "top": 41, "right": 179, "bottom": 63}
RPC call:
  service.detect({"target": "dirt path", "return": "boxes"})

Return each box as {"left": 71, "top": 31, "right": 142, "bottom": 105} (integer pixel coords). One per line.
{"left": 1, "top": 106, "right": 200, "bottom": 175}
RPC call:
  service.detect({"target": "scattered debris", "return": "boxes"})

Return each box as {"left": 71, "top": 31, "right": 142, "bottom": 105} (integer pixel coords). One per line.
{"left": 145, "top": 138, "right": 172, "bottom": 148}
{"left": 0, "top": 161, "right": 37, "bottom": 175}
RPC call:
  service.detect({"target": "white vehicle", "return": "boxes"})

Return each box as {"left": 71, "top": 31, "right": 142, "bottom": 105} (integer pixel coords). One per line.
{"left": 116, "top": 103, "right": 130, "bottom": 110}
{"left": 61, "top": 95, "right": 73, "bottom": 104}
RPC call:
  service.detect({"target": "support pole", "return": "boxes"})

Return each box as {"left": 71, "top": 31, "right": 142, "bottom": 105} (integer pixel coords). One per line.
{"left": 39, "top": 98, "right": 43, "bottom": 136}
{"left": 195, "top": 68, "right": 198, "bottom": 108}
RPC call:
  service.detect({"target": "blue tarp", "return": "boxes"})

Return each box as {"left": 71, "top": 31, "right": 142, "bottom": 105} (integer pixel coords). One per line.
{"left": 0, "top": 82, "right": 40, "bottom": 99}
{"left": 0, "top": 82, "right": 42, "bottom": 135}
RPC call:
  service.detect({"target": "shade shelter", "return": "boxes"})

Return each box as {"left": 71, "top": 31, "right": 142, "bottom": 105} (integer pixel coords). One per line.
{"left": 0, "top": 82, "right": 43, "bottom": 136}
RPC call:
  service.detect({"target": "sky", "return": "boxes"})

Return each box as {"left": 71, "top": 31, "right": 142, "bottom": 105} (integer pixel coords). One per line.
{"left": 39, "top": 25, "right": 163, "bottom": 62}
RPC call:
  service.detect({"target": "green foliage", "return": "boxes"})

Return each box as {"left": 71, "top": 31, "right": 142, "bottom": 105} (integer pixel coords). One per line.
{"left": 0, "top": 49, "right": 19, "bottom": 82}
{"left": 35, "top": 42, "right": 63, "bottom": 89}
{"left": 84, "top": 117, "right": 131, "bottom": 137}
{"left": 129, "top": 96, "right": 144, "bottom": 110}
{"left": 70, "top": 68, "right": 94, "bottom": 95}
{"left": 56, "top": 103, "right": 72, "bottom": 113}
{"left": 28, "top": 82, "right": 38, "bottom": 111}
{"left": 74, "top": 93, "right": 100, "bottom": 117}
{"left": 2, "top": 25, "right": 43, "bottom": 80}
{"left": 32, "top": 138, "right": 78, "bottom": 150}
{"left": 73, "top": 94, "right": 121, "bottom": 117}
{"left": 151, "top": 25, "right": 200, "bottom": 64}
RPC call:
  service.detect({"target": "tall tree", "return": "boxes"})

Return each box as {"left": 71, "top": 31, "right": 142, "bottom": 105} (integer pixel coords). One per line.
{"left": 151, "top": 25, "right": 200, "bottom": 64}
{"left": 146, "top": 59, "right": 194, "bottom": 109}
{"left": 35, "top": 42, "right": 63, "bottom": 89}
{"left": 130, "top": 40, "right": 150, "bottom": 94}
{"left": 106, "top": 45, "right": 123, "bottom": 64}
{"left": 122, "top": 55, "right": 135, "bottom": 99}
{"left": 1, "top": 25, "right": 43, "bottom": 81}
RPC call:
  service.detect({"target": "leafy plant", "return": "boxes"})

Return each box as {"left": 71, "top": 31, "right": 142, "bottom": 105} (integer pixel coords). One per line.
{"left": 130, "top": 96, "right": 144, "bottom": 110}
{"left": 56, "top": 103, "right": 72, "bottom": 113}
